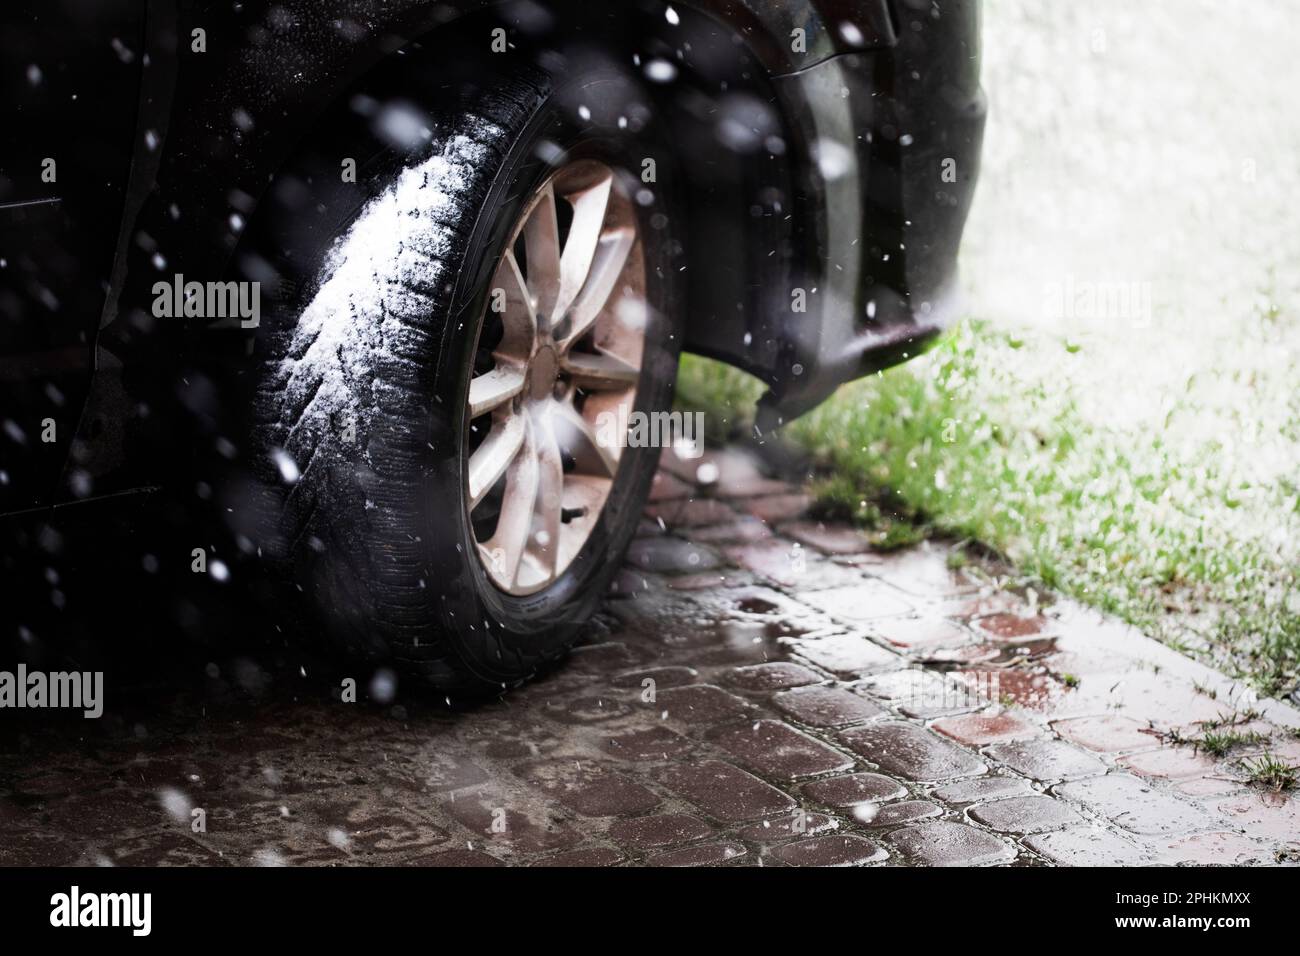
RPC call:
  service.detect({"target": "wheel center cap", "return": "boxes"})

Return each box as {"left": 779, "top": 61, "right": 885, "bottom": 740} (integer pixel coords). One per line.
{"left": 529, "top": 345, "right": 559, "bottom": 400}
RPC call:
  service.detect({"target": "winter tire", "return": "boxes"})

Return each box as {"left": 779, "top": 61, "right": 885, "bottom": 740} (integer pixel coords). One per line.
{"left": 250, "top": 58, "right": 682, "bottom": 693}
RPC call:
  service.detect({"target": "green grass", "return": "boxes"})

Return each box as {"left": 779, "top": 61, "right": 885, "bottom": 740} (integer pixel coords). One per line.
{"left": 1240, "top": 753, "right": 1299, "bottom": 793}
{"left": 1196, "top": 731, "right": 1269, "bottom": 758}
{"left": 677, "top": 314, "right": 1300, "bottom": 697}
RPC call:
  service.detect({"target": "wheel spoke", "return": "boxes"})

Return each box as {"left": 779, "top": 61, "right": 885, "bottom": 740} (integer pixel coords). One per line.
{"left": 467, "top": 411, "right": 526, "bottom": 509}
{"left": 556, "top": 227, "right": 636, "bottom": 352}
{"left": 468, "top": 366, "right": 526, "bottom": 418}
{"left": 561, "top": 349, "right": 640, "bottom": 391}
{"left": 555, "top": 173, "right": 613, "bottom": 322}
{"left": 484, "top": 418, "right": 540, "bottom": 587}
{"left": 492, "top": 249, "right": 537, "bottom": 357}
{"left": 552, "top": 398, "right": 620, "bottom": 477}
{"left": 530, "top": 410, "right": 565, "bottom": 583}
{"left": 522, "top": 183, "right": 561, "bottom": 324}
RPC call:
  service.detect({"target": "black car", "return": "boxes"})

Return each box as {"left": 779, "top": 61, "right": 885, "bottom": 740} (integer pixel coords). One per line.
{"left": 1, "top": 0, "right": 984, "bottom": 691}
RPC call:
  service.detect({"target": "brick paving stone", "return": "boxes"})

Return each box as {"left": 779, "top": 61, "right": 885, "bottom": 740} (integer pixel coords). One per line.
{"left": 873, "top": 616, "right": 973, "bottom": 653}
{"left": 645, "top": 497, "right": 740, "bottom": 528}
{"left": 1034, "top": 670, "right": 1231, "bottom": 728}
{"left": 677, "top": 624, "right": 795, "bottom": 670}
{"left": 803, "top": 773, "right": 909, "bottom": 807}
{"left": 1154, "top": 831, "right": 1272, "bottom": 866}
{"left": 666, "top": 571, "right": 748, "bottom": 591}
{"left": 1175, "top": 776, "right": 1245, "bottom": 798}
{"left": 684, "top": 638, "right": 789, "bottom": 669}
{"left": 770, "top": 835, "right": 888, "bottom": 867}
{"left": 686, "top": 517, "right": 774, "bottom": 543}
{"left": 725, "top": 661, "right": 824, "bottom": 691}
{"left": 657, "top": 445, "right": 723, "bottom": 484}
{"left": 607, "top": 813, "right": 714, "bottom": 850}
{"left": 625, "top": 537, "right": 720, "bottom": 573}
{"left": 1214, "top": 793, "right": 1300, "bottom": 843}
{"left": 772, "top": 686, "right": 885, "bottom": 727}
{"left": 778, "top": 521, "right": 877, "bottom": 555}
{"left": 1118, "top": 746, "right": 1221, "bottom": 781}
{"left": 922, "top": 643, "right": 1003, "bottom": 666}
{"left": 647, "top": 842, "right": 746, "bottom": 867}
{"left": 861, "top": 669, "right": 983, "bottom": 719}
{"left": 658, "top": 760, "right": 796, "bottom": 822}
{"left": 416, "top": 848, "right": 505, "bottom": 867}
{"left": 708, "top": 719, "right": 855, "bottom": 780}
{"left": 657, "top": 684, "right": 754, "bottom": 726}
{"left": 662, "top": 617, "right": 773, "bottom": 653}
{"left": 967, "top": 795, "right": 1081, "bottom": 834}
{"left": 831, "top": 552, "right": 887, "bottom": 569}
{"left": 567, "top": 642, "right": 636, "bottom": 673}
{"left": 958, "top": 668, "right": 1064, "bottom": 713}
{"left": 740, "top": 493, "right": 812, "bottom": 523}
{"left": 867, "top": 547, "right": 978, "bottom": 597}
{"left": 1261, "top": 737, "right": 1300, "bottom": 763}
{"left": 932, "top": 776, "right": 1036, "bottom": 804}
{"left": 996, "top": 635, "right": 1062, "bottom": 661}
{"left": 719, "top": 476, "right": 798, "bottom": 499}
{"left": 444, "top": 797, "right": 581, "bottom": 855}
{"left": 1056, "top": 774, "right": 1214, "bottom": 836}
{"left": 717, "top": 474, "right": 797, "bottom": 498}
{"left": 662, "top": 447, "right": 775, "bottom": 493}
{"left": 338, "top": 811, "right": 451, "bottom": 860}
{"left": 723, "top": 540, "right": 861, "bottom": 589}
{"left": 603, "top": 726, "right": 693, "bottom": 761}
{"left": 1023, "top": 827, "right": 1149, "bottom": 866}
{"left": 974, "top": 612, "right": 1053, "bottom": 639}
{"left": 932, "top": 712, "right": 1041, "bottom": 747}
{"left": 543, "top": 695, "right": 634, "bottom": 725}
{"left": 611, "top": 666, "right": 699, "bottom": 689}
{"left": 725, "top": 584, "right": 840, "bottom": 623}
{"left": 1052, "top": 715, "right": 1159, "bottom": 753}
{"left": 608, "top": 569, "right": 653, "bottom": 597}
{"left": 985, "top": 738, "right": 1107, "bottom": 783}
{"left": 637, "top": 517, "right": 667, "bottom": 536}
{"left": 801, "top": 584, "right": 915, "bottom": 622}
{"left": 840, "top": 722, "right": 987, "bottom": 783}
{"left": 886, "top": 822, "right": 1015, "bottom": 866}
{"left": 736, "top": 812, "right": 840, "bottom": 842}
{"left": 517, "top": 762, "right": 661, "bottom": 818}
{"left": 532, "top": 847, "right": 625, "bottom": 867}
{"left": 863, "top": 800, "right": 943, "bottom": 827}
{"left": 649, "top": 471, "right": 693, "bottom": 502}
{"left": 789, "top": 634, "right": 903, "bottom": 678}
{"left": 932, "top": 590, "right": 1026, "bottom": 621}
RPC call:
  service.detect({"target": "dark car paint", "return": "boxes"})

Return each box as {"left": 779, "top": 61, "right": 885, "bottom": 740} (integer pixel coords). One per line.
{"left": 0, "top": 0, "right": 983, "bottom": 514}
{"left": 0, "top": 1, "right": 148, "bottom": 510}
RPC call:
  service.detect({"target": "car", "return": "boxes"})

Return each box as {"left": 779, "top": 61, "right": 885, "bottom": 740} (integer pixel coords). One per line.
{"left": 0, "top": 0, "right": 985, "bottom": 692}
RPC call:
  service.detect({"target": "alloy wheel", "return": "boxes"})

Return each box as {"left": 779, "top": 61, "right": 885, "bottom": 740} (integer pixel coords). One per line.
{"left": 465, "top": 159, "right": 647, "bottom": 596}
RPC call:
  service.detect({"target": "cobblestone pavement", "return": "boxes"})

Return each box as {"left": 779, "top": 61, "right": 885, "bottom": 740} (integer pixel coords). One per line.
{"left": 3, "top": 446, "right": 1299, "bottom": 867}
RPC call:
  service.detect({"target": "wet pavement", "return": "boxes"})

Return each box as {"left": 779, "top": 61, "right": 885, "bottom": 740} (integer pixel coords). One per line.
{"left": 2, "top": 445, "right": 1299, "bottom": 867}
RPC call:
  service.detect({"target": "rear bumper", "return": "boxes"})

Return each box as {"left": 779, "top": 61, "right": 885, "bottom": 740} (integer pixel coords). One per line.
{"left": 759, "top": 0, "right": 986, "bottom": 426}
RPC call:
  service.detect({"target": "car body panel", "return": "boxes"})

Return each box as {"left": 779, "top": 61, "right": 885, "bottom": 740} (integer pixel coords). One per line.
{"left": 0, "top": 0, "right": 147, "bottom": 507}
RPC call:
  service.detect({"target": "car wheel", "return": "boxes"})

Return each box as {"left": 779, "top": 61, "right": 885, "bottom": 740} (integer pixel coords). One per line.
{"left": 250, "top": 61, "right": 682, "bottom": 693}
